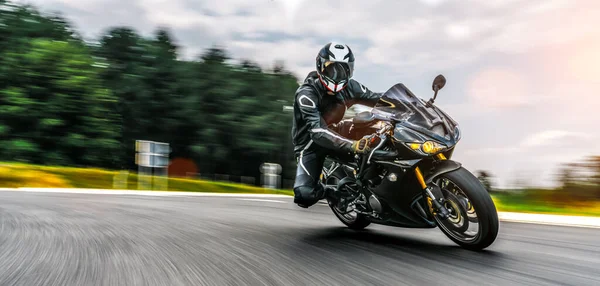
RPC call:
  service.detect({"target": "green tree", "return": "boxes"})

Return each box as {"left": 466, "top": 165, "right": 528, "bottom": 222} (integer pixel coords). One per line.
{"left": 0, "top": 0, "right": 304, "bottom": 185}
{"left": 184, "top": 49, "right": 299, "bottom": 179}
{"left": 0, "top": 39, "right": 120, "bottom": 167}
{"left": 96, "top": 27, "right": 195, "bottom": 168}
{"left": 96, "top": 27, "right": 150, "bottom": 168}
{"left": 476, "top": 170, "right": 494, "bottom": 192}
{"left": 584, "top": 156, "right": 600, "bottom": 187}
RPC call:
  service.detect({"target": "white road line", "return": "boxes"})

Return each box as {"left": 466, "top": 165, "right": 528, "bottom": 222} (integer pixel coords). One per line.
{"left": 238, "top": 199, "right": 286, "bottom": 203}
{"left": 0, "top": 188, "right": 291, "bottom": 198}
{"left": 1, "top": 188, "right": 599, "bottom": 228}
{"left": 498, "top": 212, "right": 600, "bottom": 229}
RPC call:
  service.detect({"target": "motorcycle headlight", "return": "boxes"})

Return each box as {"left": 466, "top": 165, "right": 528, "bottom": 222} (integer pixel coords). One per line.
{"left": 406, "top": 140, "right": 447, "bottom": 155}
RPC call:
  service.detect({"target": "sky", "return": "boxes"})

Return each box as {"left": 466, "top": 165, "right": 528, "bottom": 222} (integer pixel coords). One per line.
{"left": 15, "top": 0, "right": 600, "bottom": 188}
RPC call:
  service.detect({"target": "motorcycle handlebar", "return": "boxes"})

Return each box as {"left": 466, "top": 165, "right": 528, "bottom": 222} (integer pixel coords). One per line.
{"left": 376, "top": 123, "right": 393, "bottom": 136}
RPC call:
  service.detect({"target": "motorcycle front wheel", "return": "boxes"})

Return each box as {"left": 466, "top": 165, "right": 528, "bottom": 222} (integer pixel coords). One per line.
{"left": 431, "top": 167, "right": 499, "bottom": 251}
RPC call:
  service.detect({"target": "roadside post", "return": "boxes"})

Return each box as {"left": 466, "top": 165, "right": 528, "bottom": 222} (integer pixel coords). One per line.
{"left": 260, "top": 163, "right": 282, "bottom": 189}
{"left": 135, "top": 140, "right": 171, "bottom": 190}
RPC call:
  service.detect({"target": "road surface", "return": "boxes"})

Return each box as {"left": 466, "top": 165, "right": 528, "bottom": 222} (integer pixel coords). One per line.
{"left": 0, "top": 191, "right": 598, "bottom": 286}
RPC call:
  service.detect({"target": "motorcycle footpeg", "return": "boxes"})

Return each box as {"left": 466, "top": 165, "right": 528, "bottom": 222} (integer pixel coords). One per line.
{"left": 323, "top": 186, "right": 336, "bottom": 200}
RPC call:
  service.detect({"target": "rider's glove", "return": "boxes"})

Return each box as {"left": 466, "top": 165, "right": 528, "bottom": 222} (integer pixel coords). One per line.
{"left": 352, "top": 135, "right": 373, "bottom": 154}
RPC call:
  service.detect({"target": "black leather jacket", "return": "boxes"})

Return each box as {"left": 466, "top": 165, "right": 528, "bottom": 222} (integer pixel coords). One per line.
{"left": 292, "top": 71, "right": 383, "bottom": 156}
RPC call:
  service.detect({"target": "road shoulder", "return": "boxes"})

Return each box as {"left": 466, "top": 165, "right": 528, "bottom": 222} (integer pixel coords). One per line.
{"left": 1, "top": 187, "right": 599, "bottom": 228}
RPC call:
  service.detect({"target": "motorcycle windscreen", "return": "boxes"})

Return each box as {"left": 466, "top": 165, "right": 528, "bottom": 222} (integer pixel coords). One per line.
{"left": 373, "top": 83, "right": 459, "bottom": 140}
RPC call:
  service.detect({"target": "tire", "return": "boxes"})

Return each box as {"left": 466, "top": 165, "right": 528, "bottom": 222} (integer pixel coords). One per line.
{"left": 433, "top": 167, "right": 499, "bottom": 251}
{"left": 324, "top": 171, "right": 371, "bottom": 230}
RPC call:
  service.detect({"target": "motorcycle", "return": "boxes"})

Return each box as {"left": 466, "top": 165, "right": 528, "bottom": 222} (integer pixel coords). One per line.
{"left": 321, "top": 75, "right": 499, "bottom": 250}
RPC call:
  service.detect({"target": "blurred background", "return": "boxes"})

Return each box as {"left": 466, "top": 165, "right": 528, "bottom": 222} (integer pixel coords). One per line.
{"left": 0, "top": 0, "right": 599, "bottom": 215}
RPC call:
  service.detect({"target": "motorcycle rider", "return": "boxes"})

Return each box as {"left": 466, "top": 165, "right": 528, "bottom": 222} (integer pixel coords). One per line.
{"left": 291, "top": 42, "right": 383, "bottom": 208}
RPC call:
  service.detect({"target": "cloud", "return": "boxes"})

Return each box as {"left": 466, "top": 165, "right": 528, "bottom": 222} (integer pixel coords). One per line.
{"left": 139, "top": 0, "right": 213, "bottom": 30}
{"left": 524, "top": 0, "right": 569, "bottom": 13}
{"left": 466, "top": 67, "right": 531, "bottom": 109}
{"left": 280, "top": 0, "right": 304, "bottom": 19}
{"left": 463, "top": 147, "right": 521, "bottom": 156}
{"left": 44, "top": 0, "right": 108, "bottom": 14}
{"left": 458, "top": 129, "right": 598, "bottom": 188}
{"left": 15, "top": 0, "right": 155, "bottom": 38}
{"left": 20, "top": 0, "right": 600, "bottom": 75}
{"left": 228, "top": 38, "right": 318, "bottom": 79}
{"left": 464, "top": 130, "right": 595, "bottom": 156}
{"left": 419, "top": 0, "right": 448, "bottom": 6}
{"left": 445, "top": 24, "right": 472, "bottom": 40}
{"left": 520, "top": 130, "right": 592, "bottom": 148}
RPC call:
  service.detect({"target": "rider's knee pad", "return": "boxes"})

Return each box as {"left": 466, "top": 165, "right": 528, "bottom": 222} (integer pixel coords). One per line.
{"left": 293, "top": 185, "right": 323, "bottom": 207}
{"left": 293, "top": 185, "right": 316, "bottom": 199}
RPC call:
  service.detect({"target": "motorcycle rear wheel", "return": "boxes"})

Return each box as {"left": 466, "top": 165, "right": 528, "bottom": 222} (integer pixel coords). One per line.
{"left": 324, "top": 172, "right": 371, "bottom": 230}
{"left": 432, "top": 167, "right": 499, "bottom": 251}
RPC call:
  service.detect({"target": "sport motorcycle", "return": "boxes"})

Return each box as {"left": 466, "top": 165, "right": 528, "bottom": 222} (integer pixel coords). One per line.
{"left": 320, "top": 75, "right": 499, "bottom": 250}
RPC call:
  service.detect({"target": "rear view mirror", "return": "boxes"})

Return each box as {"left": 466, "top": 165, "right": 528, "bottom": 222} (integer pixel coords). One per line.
{"left": 432, "top": 74, "right": 446, "bottom": 92}
{"left": 427, "top": 74, "right": 446, "bottom": 107}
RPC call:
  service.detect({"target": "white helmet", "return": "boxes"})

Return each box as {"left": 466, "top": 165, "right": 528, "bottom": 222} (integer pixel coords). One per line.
{"left": 316, "top": 42, "right": 355, "bottom": 93}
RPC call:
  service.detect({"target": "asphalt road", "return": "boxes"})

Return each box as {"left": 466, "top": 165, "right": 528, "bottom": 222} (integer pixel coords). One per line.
{"left": 0, "top": 191, "right": 598, "bottom": 286}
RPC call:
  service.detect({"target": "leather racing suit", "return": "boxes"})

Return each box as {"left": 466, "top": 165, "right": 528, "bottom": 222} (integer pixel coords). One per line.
{"left": 291, "top": 71, "right": 383, "bottom": 207}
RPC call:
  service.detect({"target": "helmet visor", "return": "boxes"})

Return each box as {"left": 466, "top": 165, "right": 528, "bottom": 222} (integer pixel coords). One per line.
{"left": 322, "top": 61, "right": 351, "bottom": 83}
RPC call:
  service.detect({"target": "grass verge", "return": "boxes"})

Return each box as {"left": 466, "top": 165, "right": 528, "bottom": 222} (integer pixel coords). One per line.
{"left": 491, "top": 192, "right": 600, "bottom": 217}
{"left": 0, "top": 162, "right": 293, "bottom": 196}
{"left": 1, "top": 162, "right": 598, "bottom": 216}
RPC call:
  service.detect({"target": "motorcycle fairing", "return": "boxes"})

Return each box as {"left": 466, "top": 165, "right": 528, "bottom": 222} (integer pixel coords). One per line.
{"left": 373, "top": 83, "right": 461, "bottom": 147}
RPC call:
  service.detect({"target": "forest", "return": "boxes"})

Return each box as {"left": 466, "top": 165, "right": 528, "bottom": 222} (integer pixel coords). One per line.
{"left": 0, "top": 0, "right": 299, "bottom": 184}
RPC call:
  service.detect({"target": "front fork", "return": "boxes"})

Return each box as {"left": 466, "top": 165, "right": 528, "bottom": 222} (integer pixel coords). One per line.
{"left": 415, "top": 154, "right": 450, "bottom": 220}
